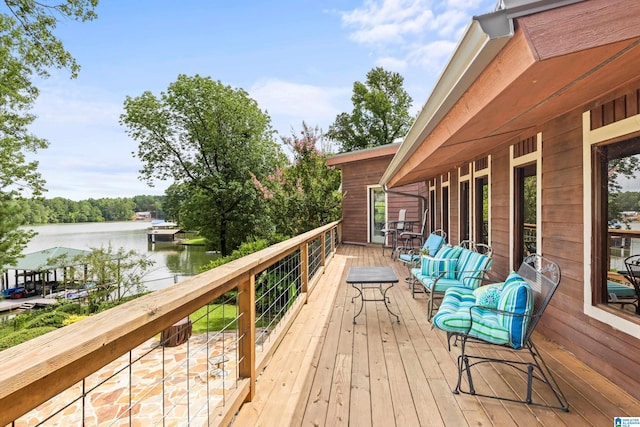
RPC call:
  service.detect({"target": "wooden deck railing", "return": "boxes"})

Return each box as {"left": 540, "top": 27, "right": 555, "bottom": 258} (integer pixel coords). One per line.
{"left": 0, "top": 221, "right": 341, "bottom": 426}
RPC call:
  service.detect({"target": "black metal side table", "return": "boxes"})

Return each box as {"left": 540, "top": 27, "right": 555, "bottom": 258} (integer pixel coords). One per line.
{"left": 347, "top": 266, "right": 400, "bottom": 324}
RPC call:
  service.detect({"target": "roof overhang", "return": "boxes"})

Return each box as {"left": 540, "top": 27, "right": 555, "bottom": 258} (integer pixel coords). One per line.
{"left": 382, "top": 0, "right": 640, "bottom": 187}
{"left": 326, "top": 142, "right": 400, "bottom": 167}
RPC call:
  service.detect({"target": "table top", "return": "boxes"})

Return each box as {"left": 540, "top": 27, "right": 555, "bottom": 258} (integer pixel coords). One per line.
{"left": 346, "top": 266, "right": 398, "bottom": 284}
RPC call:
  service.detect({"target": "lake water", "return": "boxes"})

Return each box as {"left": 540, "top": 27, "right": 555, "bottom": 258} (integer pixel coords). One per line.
{"left": 21, "top": 222, "right": 219, "bottom": 292}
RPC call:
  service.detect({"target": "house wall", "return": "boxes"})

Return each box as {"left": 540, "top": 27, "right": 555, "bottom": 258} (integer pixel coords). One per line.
{"left": 423, "top": 84, "right": 640, "bottom": 399}
{"left": 340, "top": 155, "right": 424, "bottom": 245}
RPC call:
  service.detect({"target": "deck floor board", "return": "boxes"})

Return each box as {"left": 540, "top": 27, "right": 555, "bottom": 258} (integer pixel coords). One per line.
{"left": 233, "top": 244, "right": 640, "bottom": 426}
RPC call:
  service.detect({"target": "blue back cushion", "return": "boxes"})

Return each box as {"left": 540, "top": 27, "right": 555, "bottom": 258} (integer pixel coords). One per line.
{"left": 497, "top": 280, "right": 533, "bottom": 349}
{"left": 421, "top": 256, "right": 457, "bottom": 279}
{"left": 457, "top": 251, "right": 492, "bottom": 289}
{"left": 435, "top": 245, "right": 463, "bottom": 260}
{"left": 422, "top": 233, "right": 445, "bottom": 256}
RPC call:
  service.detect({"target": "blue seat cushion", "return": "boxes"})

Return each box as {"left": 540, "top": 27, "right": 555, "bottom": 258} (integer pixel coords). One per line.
{"left": 433, "top": 287, "right": 510, "bottom": 344}
{"left": 432, "top": 287, "right": 476, "bottom": 332}
{"left": 435, "top": 245, "right": 464, "bottom": 259}
{"left": 607, "top": 281, "right": 636, "bottom": 298}
{"left": 398, "top": 253, "right": 420, "bottom": 264}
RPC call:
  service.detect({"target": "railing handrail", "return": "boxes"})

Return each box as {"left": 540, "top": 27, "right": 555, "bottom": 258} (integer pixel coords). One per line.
{"left": 0, "top": 220, "right": 340, "bottom": 425}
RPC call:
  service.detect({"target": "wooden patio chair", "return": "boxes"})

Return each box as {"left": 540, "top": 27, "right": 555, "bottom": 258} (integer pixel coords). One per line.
{"left": 432, "top": 254, "right": 569, "bottom": 411}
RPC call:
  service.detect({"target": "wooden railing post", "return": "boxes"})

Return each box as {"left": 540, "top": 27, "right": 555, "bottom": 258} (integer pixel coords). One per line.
{"left": 238, "top": 274, "right": 256, "bottom": 401}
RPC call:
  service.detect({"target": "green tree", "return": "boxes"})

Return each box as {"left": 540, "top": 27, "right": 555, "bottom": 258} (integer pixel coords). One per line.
{"left": 326, "top": 67, "right": 414, "bottom": 152}
{"left": 120, "top": 74, "right": 286, "bottom": 256}
{"left": 608, "top": 155, "right": 640, "bottom": 221}
{"left": 0, "top": 0, "right": 97, "bottom": 266}
{"left": 252, "top": 123, "right": 342, "bottom": 238}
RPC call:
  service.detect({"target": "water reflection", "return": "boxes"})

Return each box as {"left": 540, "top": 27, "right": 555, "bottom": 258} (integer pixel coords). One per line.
{"left": 22, "top": 222, "right": 220, "bottom": 291}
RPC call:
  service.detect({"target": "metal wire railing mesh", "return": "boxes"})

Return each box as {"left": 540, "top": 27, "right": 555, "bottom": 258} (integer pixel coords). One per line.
{"left": 308, "top": 237, "right": 323, "bottom": 280}
{"left": 325, "top": 230, "right": 333, "bottom": 260}
{"left": 254, "top": 250, "right": 302, "bottom": 350}
{"left": 14, "top": 291, "right": 241, "bottom": 427}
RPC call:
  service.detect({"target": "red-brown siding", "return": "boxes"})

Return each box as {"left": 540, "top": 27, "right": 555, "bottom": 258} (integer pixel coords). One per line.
{"left": 418, "top": 86, "right": 640, "bottom": 400}
{"left": 339, "top": 155, "right": 424, "bottom": 245}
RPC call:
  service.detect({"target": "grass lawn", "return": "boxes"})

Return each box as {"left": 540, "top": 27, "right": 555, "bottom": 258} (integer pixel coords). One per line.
{"left": 182, "top": 237, "right": 207, "bottom": 246}
{"left": 189, "top": 304, "right": 238, "bottom": 333}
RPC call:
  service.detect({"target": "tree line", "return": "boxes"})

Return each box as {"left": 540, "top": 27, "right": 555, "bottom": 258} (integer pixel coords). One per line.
{"left": 1, "top": 0, "right": 416, "bottom": 264}
{"left": 14, "top": 195, "right": 165, "bottom": 225}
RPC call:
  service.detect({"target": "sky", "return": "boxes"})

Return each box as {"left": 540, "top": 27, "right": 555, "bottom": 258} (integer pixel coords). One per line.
{"left": 26, "top": 0, "right": 497, "bottom": 200}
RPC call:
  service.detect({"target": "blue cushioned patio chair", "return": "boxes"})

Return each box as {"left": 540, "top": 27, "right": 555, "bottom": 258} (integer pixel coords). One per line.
{"left": 432, "top": 254, "right": 569, "bottom": 411}
{"left": 411, "top": 242, "right": 493, "bottom": 319}
{"left": 607, "top": 278, "right": 639, "bottom": 313}
{"left": 397, "top": 228, "right": 446, "bottom": 269}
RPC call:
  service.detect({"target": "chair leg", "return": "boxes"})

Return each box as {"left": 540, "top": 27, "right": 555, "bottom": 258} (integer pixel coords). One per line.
{"left": 427, "top": 288, "right": 434, "bottom": 320}
{"left": 452, "top": 337, "right": 569, "bottom": 411}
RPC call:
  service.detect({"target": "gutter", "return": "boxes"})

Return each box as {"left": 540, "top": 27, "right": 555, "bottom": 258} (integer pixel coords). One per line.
{"left": 380, "top": 0, "right": 584, "bottom": 188}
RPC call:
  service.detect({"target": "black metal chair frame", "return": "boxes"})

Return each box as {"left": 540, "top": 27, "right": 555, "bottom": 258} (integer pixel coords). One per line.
{"left": 444, "top": 254, "right": 569, "bottom": 412}
{"left": 381, "top": 209, "right": 414, "bottom": 258}
{"left": 396, "top": 208, "right": 428, "bottom": 254}
{"left": 622, "top": 255, "right": 640, "bottom": 315}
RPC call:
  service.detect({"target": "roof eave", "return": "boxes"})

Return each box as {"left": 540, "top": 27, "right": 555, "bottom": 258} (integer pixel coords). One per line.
{"left": 380, "top": 11, "right": 514, "bottom": 187}
{"left": 380, "top": 0, "right": 587, "bottom": 188}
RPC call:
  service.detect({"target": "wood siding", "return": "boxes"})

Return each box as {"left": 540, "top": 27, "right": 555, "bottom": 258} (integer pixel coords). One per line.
{"left": 421, "top": 86, "right": 640, "bottom": 400}
{"left": 340, "top": 155, "right": 423, "bottom": 245}
{"left": 590, "top": 89, "right": 640, "bottom": 129}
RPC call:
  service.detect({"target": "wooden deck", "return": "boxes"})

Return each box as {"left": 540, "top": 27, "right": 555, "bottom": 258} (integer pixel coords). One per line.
{"left": 233, "top": 244, "right": 639, "bottom": 426}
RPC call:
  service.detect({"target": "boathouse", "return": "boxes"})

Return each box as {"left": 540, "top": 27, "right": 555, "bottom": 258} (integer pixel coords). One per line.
{"left": 147, "top": 221, "right": 183, "bottom": 243}
{"left": 2, "top": 247, "right": 93, "bottom": 297}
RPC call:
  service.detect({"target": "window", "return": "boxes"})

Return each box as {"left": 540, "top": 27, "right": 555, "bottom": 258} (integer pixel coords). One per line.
{"left": 429, "top": 184, "right": 436, "bottom": 233}
{"left": 511, "top": 135, "right": 540, "bottom": 270}
{"left": 514, "top": 164, "right": 537, "bottom": 267}
{"left": 460, "top": 180, "right": 470, "bottom": 241}
{"left": 442, "top": 186, "right": 450, "bottom": 239}
{"left": 369, "top": 186, "right": 386, "bottom": 244}
{"left": 475, "top": 175, "right": 489, "bottom": 245}
{"left": 592, "top": 138, "right": 640, "bottom": 316}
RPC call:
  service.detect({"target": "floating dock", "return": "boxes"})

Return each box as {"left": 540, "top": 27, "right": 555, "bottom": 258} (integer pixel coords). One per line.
{"left": 0, "top": 297, "right": 58, "bottom": 313}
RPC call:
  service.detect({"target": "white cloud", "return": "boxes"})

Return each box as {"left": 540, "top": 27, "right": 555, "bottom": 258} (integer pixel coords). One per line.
{"left": 446, "top": 0, "right": 486, "bottom": 9}
{"left": 339, "top": 0, "right": 494, "bottom": 75}
{"left": 26, "top": 78, "right": 160, "bottom": 200}
{"left": 376, "top": 56, "right": 408, "bottom": 71}
{"left": 249, "top": 79, "right": 350, "bottom": 133}
{"left": 341, "top": 0, "right": 434, "bottom": 46}
{"left": 430, "top": 10, "right": 469, "bottom": 38}
{"left": 406, "top": 40, "right": 458, "bottom": 70}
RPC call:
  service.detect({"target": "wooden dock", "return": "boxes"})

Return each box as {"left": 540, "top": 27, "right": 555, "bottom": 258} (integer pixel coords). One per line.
{"left": 0, "top": 297, "right": 58, "bottom": 313}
